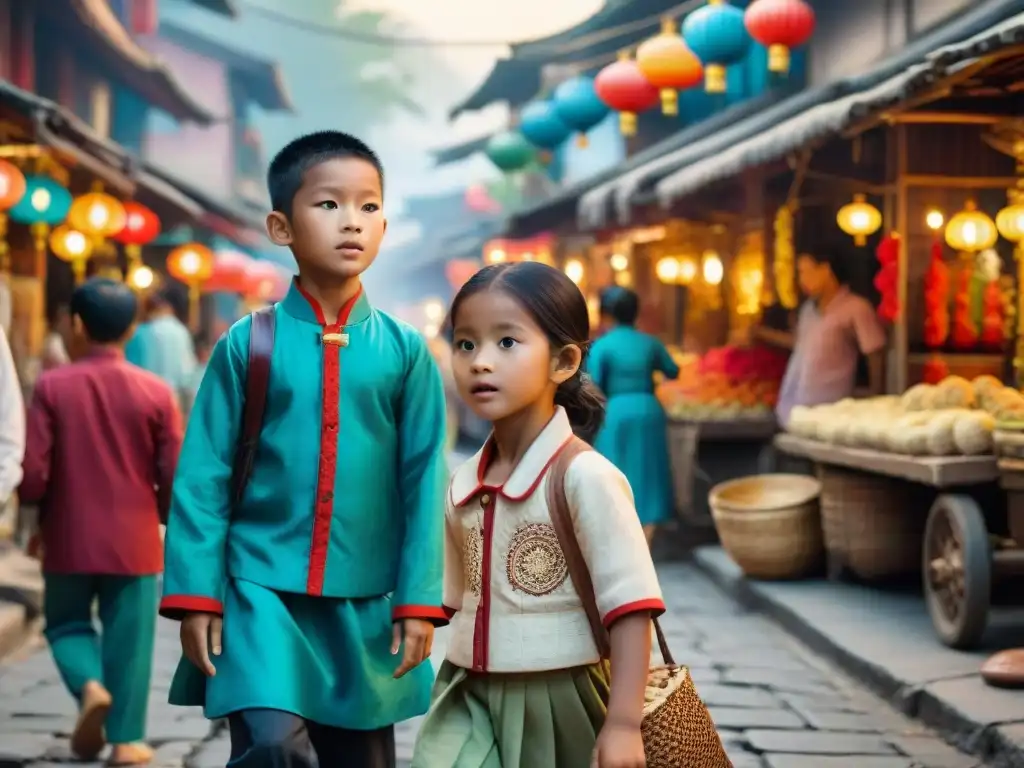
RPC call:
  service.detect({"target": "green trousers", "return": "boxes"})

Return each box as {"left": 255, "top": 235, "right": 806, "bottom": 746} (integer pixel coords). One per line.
{"left": 43, "top": 573, "right": 158, "bottom": 744}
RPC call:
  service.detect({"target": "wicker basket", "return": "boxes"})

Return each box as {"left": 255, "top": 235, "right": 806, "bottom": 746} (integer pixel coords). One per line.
{"left": 709, "top": 473, "right": 824, "bottom": 580}
{"left": 817, "top": 465, "right": 928, "bottom": 580}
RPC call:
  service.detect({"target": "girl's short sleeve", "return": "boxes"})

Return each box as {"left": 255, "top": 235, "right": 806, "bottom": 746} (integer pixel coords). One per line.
{"left": 564, "top": 451, "right": 665, "bottom": 628}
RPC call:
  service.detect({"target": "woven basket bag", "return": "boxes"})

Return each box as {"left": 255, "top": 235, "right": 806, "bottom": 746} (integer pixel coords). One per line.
{"left": 546, "top": 437, "right": 733, "bottom": 768}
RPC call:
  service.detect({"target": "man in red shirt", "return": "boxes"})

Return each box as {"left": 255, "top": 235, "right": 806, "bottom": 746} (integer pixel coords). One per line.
{"left": 21, "top": 278, "right": 183, "bottom": 766}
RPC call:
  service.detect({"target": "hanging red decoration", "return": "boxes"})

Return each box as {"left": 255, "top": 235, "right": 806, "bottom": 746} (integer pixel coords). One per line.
{"left": 594, "top": 53, "right": 660, "bottom": 137}
{"left": 465, "top": 184, "right": 502, "bottom": 214}
{"left": 921, "top": 354, "right": 949, "bottom": 385}
{"left": 951, "top": 267, "right": 979, "bottom": 349}
{"left": 203, "top": 250, "right": 254, "bottom": 294}
{"left": 743, "top": 0, "right": 816, "bottom": 75}
{"left": 873, "top": 233, "right": 899, "bottom": 323}
{"left": 446, "top": 259, "right": 480, "bottom": 292}
{"left": 980, "top": 279, "right": 1005, "bottom": 350}
{"left": 923, "top": 240, "right": 950, "bottom": 348}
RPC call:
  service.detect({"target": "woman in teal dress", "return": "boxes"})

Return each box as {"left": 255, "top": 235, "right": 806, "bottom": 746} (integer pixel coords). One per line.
{"left": 589, "top": 287, "right": 679, "bottom": 545}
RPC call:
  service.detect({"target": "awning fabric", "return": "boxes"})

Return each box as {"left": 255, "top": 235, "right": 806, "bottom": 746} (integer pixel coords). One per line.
{"left": 655, "top": 9, "right": 1024, "bottom": 205}
{"left": 577, "top": 0, "right": 1024, "bottom": 227}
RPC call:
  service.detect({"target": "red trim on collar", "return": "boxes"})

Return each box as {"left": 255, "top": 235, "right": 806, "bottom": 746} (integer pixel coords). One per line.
{"left": 451, "top": 435, "right": 574, "bottom": 508}
{"left": 294, "top": 278, "right": 363, "bottom": 327}
{"left": 304, "top": 285, "right": 362, "bottom": 597}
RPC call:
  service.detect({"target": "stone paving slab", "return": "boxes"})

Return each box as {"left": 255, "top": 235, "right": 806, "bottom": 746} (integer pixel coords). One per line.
{"left": 0, "top": 561, "right": 990, "bottom": 768}
{"left": 694, "top": 544, "right": 1022, "bottom": 767}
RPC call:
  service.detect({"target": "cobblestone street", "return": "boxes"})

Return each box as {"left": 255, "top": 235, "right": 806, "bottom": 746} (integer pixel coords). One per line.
{"left": 0, "top": 562, "right": 987, "bottom": 768}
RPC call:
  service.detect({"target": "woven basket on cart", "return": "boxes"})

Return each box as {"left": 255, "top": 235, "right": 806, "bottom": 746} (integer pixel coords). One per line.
{"left": 817, "top": 465, "right": 928, "bottom": 580}
{"left": 709, "top": 474, "right": 824, "bottom": 580}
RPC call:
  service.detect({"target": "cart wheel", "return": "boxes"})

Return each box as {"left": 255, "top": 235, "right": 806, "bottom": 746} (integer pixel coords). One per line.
{"left": 924, "top": 494, "right": 992, "bottom": 650}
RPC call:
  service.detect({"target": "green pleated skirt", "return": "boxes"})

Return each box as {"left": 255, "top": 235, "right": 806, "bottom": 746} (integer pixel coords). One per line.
{"left": 412, "top": 659, "right": 611, "bottom": 768}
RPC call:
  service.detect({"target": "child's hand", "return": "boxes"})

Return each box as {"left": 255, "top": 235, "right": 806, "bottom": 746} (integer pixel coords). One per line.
{"left": 592, "top": 721, "right": 646, "bottom": 768}
{"left": 391, "top": 618, "right": 434, "bottom": 678}
{"left": 180, "top": 612, "right": 223, "bottom": 676}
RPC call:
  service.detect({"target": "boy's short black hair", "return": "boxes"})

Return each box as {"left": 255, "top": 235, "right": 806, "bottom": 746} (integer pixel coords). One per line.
{"left": 798, "top": 247, "right": 850, "bottom": 285}
{"left": 267, "top": 131, "right": 385, "bottom": 217}
{"left": 70, "top": 278, "right": 138, "bottom": 343}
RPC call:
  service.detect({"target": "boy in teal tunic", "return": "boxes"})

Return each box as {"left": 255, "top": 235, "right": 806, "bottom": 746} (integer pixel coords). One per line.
{"left": 160, "top": 131, "right": 449, "bottom": 767}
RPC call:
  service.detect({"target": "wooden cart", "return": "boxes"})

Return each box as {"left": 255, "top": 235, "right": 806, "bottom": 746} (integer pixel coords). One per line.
{"left": 775, "top": 434, "right": 1024, "bottom": 650}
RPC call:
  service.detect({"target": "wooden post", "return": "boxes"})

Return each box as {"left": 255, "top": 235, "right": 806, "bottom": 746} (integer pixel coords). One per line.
{"left": 894, "top": 124, "right": 909, "bottom": 393}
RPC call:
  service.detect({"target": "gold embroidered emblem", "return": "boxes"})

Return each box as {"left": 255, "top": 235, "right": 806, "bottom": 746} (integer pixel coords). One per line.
{"left": 506, "top": 523, "right": 567, "bottom": 596}
{"left": 322, "top": 332, "right": 349, "bottom": 347}
{"left": 464, "top": 525, "right": 483, "bottom": 596}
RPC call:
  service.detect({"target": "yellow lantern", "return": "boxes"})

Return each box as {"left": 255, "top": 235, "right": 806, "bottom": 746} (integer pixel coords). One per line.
{"left": 68, "top": 183, "right": 127, "bottom": 241}
{"left": 655, "top": 256, "right": 680, "bottom": 283}
{"left": 836, "top": 194, "right": 882, "bottom": 246}
{"left": 996, "top": 192, "right": 1024, "bottom": 245}
{"left": 564, "top": 258, "right": 585, "bottom": 285}
{"left": 127, "top": 264, "right": 156, "bottom": 292}
{"left": 945, "top": 200, "right": 998, "bottom": 252}
{"left": 49, "top": 224, "right": 93, "bottom": 284}
{"left": 167, "top": 242, "right": 215, "bottom": 330}
{"left": 701, "top": 250, "right": 724, "bottom": 286}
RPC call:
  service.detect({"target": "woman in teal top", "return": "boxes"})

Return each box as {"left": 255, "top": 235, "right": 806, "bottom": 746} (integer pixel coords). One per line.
{"left": 589, "top": 286, "right": 679, "bottom": 545}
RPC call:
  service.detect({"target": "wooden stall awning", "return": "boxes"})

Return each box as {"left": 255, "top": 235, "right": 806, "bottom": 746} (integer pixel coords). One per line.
{"left": 575, "top": 0, "right": 1024, "bottom": 229}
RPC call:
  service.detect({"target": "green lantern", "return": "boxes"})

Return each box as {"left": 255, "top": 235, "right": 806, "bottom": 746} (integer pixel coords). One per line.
{"left": 485, "top": 131, "right": 535, "bottom": 173}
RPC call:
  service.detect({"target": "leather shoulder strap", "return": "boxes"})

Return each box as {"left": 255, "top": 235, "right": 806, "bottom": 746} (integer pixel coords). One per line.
{"left": 545, "top": 436, "right": 612, "bottom": 658}
{"left": 231, "top": 306, "right": 275, "bottom": 505}
{"left": 545, "top": 435, "right": 675, "bottom": 665}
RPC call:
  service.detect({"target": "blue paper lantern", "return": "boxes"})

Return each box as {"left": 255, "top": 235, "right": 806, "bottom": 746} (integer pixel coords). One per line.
{"left": 552, "top": 76, "right": 609, "bottom": 147}
{"left": 683, "top": 0, "right": 751, "bottom": 94}
{"left": 9, "top": 175, "right": 72, "bottom": 226}
{"left": 518, "top": 100, "right": 571, "bottom": 152}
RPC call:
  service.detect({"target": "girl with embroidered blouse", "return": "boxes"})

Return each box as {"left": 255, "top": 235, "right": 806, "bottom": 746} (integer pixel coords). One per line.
{"left": 412, "top": 262, "right": 664, "bottom": 768}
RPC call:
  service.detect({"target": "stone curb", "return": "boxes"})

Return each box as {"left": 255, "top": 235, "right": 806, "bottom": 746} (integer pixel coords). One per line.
{"left": 692, "top": 546, "right": 1024, "bottom": 768}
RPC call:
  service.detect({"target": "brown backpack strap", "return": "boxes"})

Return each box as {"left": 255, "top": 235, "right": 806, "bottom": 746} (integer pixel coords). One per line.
{"left": 231, "top": 306, "right": 275, "bottom": 505}
{"left": 545, "top": 435, "right": 675, "bottom": 665}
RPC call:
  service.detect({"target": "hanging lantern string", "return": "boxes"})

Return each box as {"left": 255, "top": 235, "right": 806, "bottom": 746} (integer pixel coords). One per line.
{"left": 239, "top": 0, "right": 704, "bottom": 55}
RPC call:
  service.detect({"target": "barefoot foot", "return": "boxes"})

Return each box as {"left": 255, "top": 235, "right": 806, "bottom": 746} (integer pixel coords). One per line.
{"left": 107, "top": 743, "right": 154, "bottom": 766}
{"left": 71, "top": 680, "right": 112, "bottom": 760}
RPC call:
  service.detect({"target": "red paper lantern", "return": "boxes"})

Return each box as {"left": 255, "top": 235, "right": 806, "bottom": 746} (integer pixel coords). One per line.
{"left": 744, "top": 0, "right": 815, "bottom": 75}
{"left": 203, "top": 249, "right": 254, "bottom": 293}
{"left": 594, "top": 53, "right": 660, "bottom": 137}
{"left": 114, "top": 201, "right": 161, "bottom": 244}
{"left": 0, "top": 159, "right": 26, "bottom": 210}
{"left": 243, "top": 260, "right": 288, "bottom": 302}
{"left": 635, "top": 18, "right": 704, "bottom": 116}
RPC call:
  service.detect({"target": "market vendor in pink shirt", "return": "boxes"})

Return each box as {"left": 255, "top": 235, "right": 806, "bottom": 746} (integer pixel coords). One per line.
{"left": 753, "top": 249, "right": 888, "bottom": 428}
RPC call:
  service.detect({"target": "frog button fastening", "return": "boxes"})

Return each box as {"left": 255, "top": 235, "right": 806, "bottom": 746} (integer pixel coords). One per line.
{"left": 322, "top": 331, "right": 350, "bottom": 347}
{"left": 479, "top": 493, "right": 492, "bottom": 508}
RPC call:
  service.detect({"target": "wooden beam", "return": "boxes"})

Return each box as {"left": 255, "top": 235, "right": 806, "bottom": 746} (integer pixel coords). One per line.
{"left": 887, "top": 112, "right": 1010, "bottom": 125}
{"left": 903, "top": 175, "right": 1021, "bottom": 188}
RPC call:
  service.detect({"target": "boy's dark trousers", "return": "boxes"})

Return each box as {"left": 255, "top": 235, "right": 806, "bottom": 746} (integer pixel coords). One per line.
{"left": 227, "top": 709, "right": 395, "bottom": 768}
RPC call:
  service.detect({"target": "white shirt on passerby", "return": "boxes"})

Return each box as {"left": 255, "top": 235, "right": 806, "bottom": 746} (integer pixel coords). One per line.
{"left": 0, "top": 325, "right": 24, "bottom": 503}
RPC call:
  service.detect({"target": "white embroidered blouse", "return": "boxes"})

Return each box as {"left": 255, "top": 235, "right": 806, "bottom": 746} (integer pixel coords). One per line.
{"left": 443, "top": 407, "right": 665, "bottom": 673}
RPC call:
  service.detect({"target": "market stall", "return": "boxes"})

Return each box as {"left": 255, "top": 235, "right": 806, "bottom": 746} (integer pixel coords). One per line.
{"left": 658, "top": 343, "right": 784, "bottom": 525}
{"left": 772, "top": 374, "right": 1024, "bottom": 650}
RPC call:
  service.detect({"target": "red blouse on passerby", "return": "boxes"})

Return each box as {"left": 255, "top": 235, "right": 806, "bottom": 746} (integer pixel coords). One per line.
{"left": 20, "top": 347, "right": 182, "bottom": 575}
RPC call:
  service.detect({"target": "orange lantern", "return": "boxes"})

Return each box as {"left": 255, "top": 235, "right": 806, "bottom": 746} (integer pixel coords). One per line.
{"left": 113, "top": 201, "right": 161, "bottom": 269}
{"left": 0, "top": 159, "right": 26, "bottom": 272}
{"left": 635, "top": 17, "right": 704, "bottom": 116}
{"left": 49, "top": 224, "right": 94, "bottom": 284}
{"left": 204, "top": 249, "right": 254, "bottom": 294}
{"left": 167, "top": 242, "right": 215, "bottom": 330}
{"left": 68, "top": 183, "right": 127, "bottom": 243}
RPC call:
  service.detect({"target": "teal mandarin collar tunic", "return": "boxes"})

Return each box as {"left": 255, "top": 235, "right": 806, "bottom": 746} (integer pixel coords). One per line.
{"left": 160, "top": 280, "right": 449, "bottom": 625}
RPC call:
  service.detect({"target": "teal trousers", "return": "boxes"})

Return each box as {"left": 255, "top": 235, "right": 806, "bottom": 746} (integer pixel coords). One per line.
{"left": 43, "top": 573, "right": 158, "bottom": 744}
